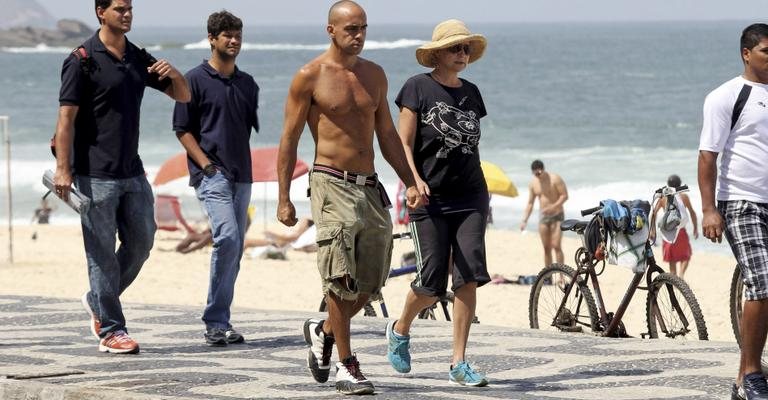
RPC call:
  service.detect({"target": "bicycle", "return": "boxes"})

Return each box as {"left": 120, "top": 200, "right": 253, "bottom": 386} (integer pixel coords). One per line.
{"left": 528, "top": 185, "right": 708, "bottom": 340}
{"left": 318, "top": 232, "right": 476, "bottom": 322}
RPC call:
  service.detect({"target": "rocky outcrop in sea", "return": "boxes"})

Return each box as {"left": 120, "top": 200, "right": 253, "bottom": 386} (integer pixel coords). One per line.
{"left": 0, "top": 19, "right": 92, "bottom": 48}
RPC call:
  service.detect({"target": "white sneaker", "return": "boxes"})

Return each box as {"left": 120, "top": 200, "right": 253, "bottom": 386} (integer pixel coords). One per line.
{"left": 303, "top": 318, "right": 334, "bottom": 383}
{"left": 335, "top": 355, "right": 374, "bottom": 395}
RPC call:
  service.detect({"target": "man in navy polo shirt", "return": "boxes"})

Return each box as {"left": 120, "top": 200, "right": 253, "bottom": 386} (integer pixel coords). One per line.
{"left": 52, "top": 0, "right": 190, "bottom": 354}
{"left": 172, "top": 10, "right": 259, "bottom": 346}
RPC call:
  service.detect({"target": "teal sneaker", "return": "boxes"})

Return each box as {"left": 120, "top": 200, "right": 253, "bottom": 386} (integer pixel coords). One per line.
{"left": 385, "top": 320, "right": 411, "bottom": 373}
{"left": 449, "top": 361, "right": 488, "bottom": 387}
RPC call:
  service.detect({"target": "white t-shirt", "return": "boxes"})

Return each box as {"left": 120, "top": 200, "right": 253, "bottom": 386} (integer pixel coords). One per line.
{"left": 699, "top": 76, "right": 768, "bottom": 203}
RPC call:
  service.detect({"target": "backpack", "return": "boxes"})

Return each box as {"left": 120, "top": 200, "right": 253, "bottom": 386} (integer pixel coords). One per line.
{"left": 50, "top": 46, "right": 93, "bottom": 157}
{"left": 584, "top": 215, "right": 606, "bottom": 261}
{"left": 659, "top": 198, "right": 682, "bottom": 232}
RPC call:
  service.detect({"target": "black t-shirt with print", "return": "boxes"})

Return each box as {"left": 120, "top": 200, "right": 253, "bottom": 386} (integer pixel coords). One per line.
{"left": 395, "top": 73, "right": 489, "bottom": 219}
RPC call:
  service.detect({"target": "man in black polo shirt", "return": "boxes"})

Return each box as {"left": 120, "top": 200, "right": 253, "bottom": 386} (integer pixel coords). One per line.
{"left": 172, "top": 11, "right": 259, "bottom": 346}
{"left": 52, "top": 0, "right": 190, "bottom": 354}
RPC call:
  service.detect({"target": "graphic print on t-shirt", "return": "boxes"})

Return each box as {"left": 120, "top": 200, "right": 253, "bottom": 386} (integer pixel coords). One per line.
{"left": 422, "top": 101, "right": 480, "bottom": 158}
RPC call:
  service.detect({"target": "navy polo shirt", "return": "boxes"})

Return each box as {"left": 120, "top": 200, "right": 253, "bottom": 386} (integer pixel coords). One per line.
{"left": 59, "top": 30, "right": 171, "bottom": 179}
{"left": 172, "top": 61, "right": 259, "bottom": 186}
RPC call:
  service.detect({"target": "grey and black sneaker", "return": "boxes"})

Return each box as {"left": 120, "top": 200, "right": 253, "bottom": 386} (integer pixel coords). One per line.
{"left": 303, "top": 318, "right": 334, "bottom": 383}
{"left": 743, "top": 372, "right": 768, "bottom": 400}
{"left": 335, "top": 355, "right": 375, "bottom": 395}
{"left": 205, "top": 328, "right": 227, "bottom": 347}
{"left": 225, "top": 329, "right": 245, "bottom": 344}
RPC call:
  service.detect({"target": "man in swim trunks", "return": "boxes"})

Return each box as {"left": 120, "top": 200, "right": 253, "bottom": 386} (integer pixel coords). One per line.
{"left": 276, "top": 1, "right": 422, "bottom": 395}
{"left": 520, "top": 159, "right": 569, "bottom": 268}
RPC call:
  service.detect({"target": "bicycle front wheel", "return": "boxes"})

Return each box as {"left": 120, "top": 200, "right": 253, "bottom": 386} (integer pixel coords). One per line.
{"left": 646, "top": 273, "right": 708, "bottom": 340}
{"left": 729, "top": 265, "right": 768, "bottom": 373}
{"left": 730, "top": 265, "right": 744, "bottom": 344}
{"left": 529, "top": 263, "right": 599, "bottom": 333}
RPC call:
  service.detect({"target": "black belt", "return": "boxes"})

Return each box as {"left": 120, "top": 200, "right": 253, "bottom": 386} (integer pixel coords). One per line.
{"left": 312, "top": 164, "right": 378, "bottom": 187}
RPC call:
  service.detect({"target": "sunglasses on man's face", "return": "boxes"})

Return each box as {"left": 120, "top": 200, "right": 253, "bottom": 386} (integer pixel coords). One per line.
{"left": 446, "top": 43, "right": 471, "bottom": 55}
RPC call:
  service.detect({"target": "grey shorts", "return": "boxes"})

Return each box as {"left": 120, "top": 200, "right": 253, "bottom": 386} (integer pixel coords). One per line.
{"left": 719, "top": 200, "right": 768, "bottom": 301}
{"left": 310, "top": 171, "right": 393, "bottom": 301}
{"left": 540, "top": 212, "right": 564, "bottom": 226}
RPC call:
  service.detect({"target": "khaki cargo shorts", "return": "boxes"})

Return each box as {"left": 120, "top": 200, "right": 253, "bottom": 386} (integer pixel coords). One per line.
{"left": 310, "top": 171, "right": 393, "bottom": 301}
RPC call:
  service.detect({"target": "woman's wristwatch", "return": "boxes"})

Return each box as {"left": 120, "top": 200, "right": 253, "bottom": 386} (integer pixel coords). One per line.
{"left": 203, "top": 163, "right": 217, "bottom": 177}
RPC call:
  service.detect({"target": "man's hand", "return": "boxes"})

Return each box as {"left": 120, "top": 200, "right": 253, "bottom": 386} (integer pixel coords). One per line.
{"left": 404, "top": 185, "right": 424, "bottom": 209}
{"left": 148, "top": 59, "right": 182, "bottom": 81}
{"left": 519, "top": 221, "right": 527, "bottom": 231}
{"left": 53, "top": 167, "right": 73, "bottom": 202}
{"left": 277, "top": 200, "right": 298, "bottom": 227}
{"left": 701, "top": 208, "right": 725, "bottom": 243}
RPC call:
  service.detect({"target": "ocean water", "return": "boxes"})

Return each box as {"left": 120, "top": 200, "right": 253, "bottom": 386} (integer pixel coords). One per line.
{"left": 0, "top": 21, "right": 750, "bottom": 255}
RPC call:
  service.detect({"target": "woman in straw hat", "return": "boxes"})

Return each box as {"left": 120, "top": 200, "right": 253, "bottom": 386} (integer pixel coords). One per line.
{"left": 385, "top": 19, "right": 490, "bottom": 387}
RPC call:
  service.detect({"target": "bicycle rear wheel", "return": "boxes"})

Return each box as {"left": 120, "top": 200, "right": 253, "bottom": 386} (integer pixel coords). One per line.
{"left": 417, "top": 293, "right": 451, "bottom": 321}
{"left": 646, "top": 273, "right": 708, "bottom": 340}
{"left": 529, "top": 263, "right": 599, "bottom": 333}
{"left": 729, "top": 265, "right": 768, "bottom": 373}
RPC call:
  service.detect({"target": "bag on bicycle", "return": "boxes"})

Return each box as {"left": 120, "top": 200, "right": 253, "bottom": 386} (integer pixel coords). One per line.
{"left": 600, "top": 199, "right": 629, "bottom": 232}
{"left": 607, "top": 199, "right": 651, "bottom": 273}
{"left": 584, "top": 215, "right": 606, "bottom": 260}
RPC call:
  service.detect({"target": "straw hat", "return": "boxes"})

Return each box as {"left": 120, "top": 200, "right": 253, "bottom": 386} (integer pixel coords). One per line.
{"left": 416, "top": 19, "right": 487, "bottom": 68}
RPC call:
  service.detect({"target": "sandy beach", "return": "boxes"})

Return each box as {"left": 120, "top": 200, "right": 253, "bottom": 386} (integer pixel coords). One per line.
{"left": 0, "top": 224, "right": 738, "bottom": 342}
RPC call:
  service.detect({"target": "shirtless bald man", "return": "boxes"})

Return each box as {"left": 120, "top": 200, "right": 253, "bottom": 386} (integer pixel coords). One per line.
{"left": 276, "top": 1, "right": 422, "bottom": 395}
{"left": 520, "top": 159, "right": 569, "bottom": 268}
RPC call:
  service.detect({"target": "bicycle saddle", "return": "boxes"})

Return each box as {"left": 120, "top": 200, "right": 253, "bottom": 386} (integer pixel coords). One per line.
{"left": 560, "top": 219, "right": 588, "bottom": 233}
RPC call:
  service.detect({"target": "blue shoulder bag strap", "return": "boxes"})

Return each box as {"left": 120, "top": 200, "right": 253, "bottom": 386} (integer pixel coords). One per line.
{"left": 731, "top": 84, "right": 752, "bottom": 131}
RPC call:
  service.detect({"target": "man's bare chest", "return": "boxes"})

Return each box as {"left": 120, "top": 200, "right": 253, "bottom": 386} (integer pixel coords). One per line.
{"left": 313, "top": 73, "right": 378, "bottom": 115}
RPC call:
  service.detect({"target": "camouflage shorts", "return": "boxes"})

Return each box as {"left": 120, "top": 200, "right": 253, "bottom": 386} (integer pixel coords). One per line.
{"left": 310, "top": 171, "right": 393, "bottom": 301}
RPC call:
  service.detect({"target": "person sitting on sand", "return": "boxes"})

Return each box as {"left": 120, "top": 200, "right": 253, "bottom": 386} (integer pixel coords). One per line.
{"left": 176, "top": 217, "right": 316, "bottom": 254}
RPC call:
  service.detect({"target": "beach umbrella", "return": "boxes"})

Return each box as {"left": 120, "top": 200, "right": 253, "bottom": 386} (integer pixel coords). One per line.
{"left": 153, "top": 147, "right": 310, "bottom": 228}
{"left": 480, "top": 160, "right": 518, "bottom": 198}
{"left": 152, "top": 147, "right": 309, "bottom": 186}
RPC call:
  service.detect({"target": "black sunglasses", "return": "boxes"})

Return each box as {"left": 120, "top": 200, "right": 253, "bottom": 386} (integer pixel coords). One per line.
{"left": 446, "top": 43, "right": 471, "bottom": 55}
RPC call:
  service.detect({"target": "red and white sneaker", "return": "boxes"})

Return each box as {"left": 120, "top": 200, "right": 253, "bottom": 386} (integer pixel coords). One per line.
{"left": 99, "top": 330, "right": 139, "bottom": 354}
{"left": 80, "top": 292, "right": 101, "bottom": 339}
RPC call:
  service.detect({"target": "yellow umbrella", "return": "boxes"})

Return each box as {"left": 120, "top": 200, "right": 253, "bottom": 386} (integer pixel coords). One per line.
{"left": 481, "top": 160, "right": 518, "bottom": 197}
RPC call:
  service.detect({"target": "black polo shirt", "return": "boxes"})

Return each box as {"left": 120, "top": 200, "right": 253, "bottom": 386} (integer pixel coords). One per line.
{"left": 172, "top": 61, "right": 259, "bottom": 186}
{"left": 59, "top": 30, "right": 171, "bottom": 179}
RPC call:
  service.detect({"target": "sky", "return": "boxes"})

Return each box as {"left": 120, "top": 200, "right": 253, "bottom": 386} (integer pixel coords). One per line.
{"left": 36, "top": 0, "right": 762, "bottom": 27}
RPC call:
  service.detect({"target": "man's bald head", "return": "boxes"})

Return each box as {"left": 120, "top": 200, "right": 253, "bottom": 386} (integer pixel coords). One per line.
{"left": 328, "top": 0, "right": 364, "bottom": 25}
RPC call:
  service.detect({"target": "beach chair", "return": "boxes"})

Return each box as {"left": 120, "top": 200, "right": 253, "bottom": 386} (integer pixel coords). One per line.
{"left": 154, "top": 194, "right": 198, "bottom": 234}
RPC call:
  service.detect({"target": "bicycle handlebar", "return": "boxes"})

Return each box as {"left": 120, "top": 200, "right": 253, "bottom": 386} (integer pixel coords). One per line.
{"left": 654, "top": 184, "right": 689, "bottom": 195}
{"left": 581, "top": 206, "right": 602, "bottom": 216}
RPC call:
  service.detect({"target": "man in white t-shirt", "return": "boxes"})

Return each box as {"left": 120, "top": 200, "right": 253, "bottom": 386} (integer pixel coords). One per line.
{"left": 699, "top": 23, "right": 768, "bottom": 400}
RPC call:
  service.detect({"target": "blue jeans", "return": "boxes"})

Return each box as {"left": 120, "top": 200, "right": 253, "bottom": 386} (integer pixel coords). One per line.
{"left": 76, "top": 175, "right": 156, "bottom": 337}
{"left": 195, "top": 171, "right": 251, "bottom": 329}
